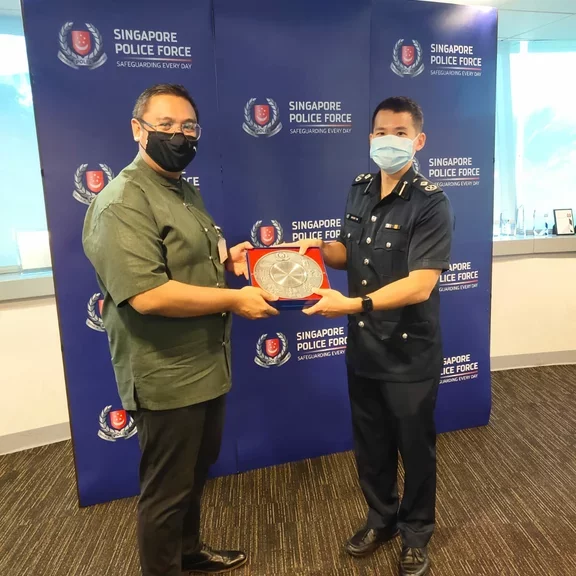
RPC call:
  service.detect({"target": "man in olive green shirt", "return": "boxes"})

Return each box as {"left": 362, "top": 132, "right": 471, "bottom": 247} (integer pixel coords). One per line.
{"left": 83, "top": 84, "right": 277, "bottom": 576}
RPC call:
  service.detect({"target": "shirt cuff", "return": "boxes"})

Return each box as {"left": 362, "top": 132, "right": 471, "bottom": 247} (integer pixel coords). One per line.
{"left": 111, "top": 275, "right": 170, "bottom": 307}
{"left": 409, "top": 259, "right": 450, "bottom": 273}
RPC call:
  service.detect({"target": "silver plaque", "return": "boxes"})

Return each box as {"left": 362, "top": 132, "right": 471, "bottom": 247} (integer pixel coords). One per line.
{"left": 254, "top": 250, "right": 324, "bottom": 299}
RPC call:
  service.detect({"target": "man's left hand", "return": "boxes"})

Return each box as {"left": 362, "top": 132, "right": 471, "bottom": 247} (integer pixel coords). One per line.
{"left": 226, "top": 241, "right": 253, "bottom": 279}
{"left": 302, "top": 288, "right": 361, "bottom": 318}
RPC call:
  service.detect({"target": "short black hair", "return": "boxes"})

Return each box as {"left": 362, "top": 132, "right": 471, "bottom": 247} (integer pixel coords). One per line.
{"left": 132, "top": 84, "right": 199, "bottom": 122}
{"left": 371, "top": 96, "right": 423, "bottom": 132}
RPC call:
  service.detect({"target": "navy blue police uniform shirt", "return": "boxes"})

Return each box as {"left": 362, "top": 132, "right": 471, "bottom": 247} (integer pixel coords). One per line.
{"left": 338, "top": 166, "right": 454, "bottom": 382}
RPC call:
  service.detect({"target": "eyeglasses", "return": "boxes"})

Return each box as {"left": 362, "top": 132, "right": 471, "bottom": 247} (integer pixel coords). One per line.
{"left": 137, "top": 118, "right": 202, "bottom": 140}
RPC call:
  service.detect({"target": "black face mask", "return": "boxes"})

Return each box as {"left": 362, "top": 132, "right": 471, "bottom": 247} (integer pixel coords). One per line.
{"left": 143, "top": 131, "right": 198, "bottom": 173}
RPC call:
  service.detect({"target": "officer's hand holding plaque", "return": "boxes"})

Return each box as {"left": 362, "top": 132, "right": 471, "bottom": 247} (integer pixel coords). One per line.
{"left": 246, "top": 247, "right": 331, "bottom": 310}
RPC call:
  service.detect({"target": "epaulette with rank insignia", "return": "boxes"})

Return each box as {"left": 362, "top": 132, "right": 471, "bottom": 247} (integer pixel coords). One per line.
{"left": 352, "top": 173, "right": 373, "bottom": 185}
{"left": 412, "top": 176, "right": 443, "bottom": 195}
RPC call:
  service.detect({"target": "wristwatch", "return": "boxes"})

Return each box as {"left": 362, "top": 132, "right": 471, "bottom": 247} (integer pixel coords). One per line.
{"left": 361, "top": 296, "right": 373, "bottom": 313}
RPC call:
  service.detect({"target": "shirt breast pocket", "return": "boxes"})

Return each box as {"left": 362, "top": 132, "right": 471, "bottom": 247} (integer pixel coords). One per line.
{"left": 373, "top": 229, "right": 409, "bottom": 279}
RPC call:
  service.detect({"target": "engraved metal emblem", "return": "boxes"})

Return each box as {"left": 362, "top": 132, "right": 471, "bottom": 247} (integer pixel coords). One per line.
{"left": 254, "top": 251, "right": 324, "bottom": 299}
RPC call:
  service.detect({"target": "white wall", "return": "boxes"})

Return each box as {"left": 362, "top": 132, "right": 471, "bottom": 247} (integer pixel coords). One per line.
{"left": 1, "top": 253, "right": 575, "bottom": 445}
{"left": 0, "top": 297, "right": 68, "bottom": 436}
{"left": 491, "top": 254, "right": 576, "bottom": 357}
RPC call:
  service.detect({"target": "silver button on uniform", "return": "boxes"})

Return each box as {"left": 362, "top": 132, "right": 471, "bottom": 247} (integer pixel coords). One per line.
{"left": 358, "top": 321, "right": 365, "bottom": 328}
{"left": 363, "top": 258, "right": 369, "bottom": 265}
{"left": 361, "top": 280, "right": 367, "bottom": 286}
{"left": 402, "top": 333, "right": 408, "bottom": 340}
{"left": 371, "top": 215, "right": 377, "bottom": 222}
{"left": 366, "top": 237, "right": 372, "bottom": 244}
{"left": 347, "top": 233, "right": 351, "bottom": 238}
{"left": 386, "top": 242, "right": 392, "bottom": 248}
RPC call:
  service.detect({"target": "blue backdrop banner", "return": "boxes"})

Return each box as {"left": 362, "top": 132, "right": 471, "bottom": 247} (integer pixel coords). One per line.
{"left": 213, "top": 0, "right": 372, "bottom": 473}
{"left": 21, "top": 0, "right": 496, "bottom": 506}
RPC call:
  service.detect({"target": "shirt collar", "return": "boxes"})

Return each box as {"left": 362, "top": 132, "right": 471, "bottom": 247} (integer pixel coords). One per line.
{"left": 365, "top": 166, "right": 417, "bottom": 201}
{"left": 133, "top": 154, "right": 183, "bottom": 194}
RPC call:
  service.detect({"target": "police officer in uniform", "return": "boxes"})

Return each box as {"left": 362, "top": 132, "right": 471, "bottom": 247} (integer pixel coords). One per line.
{"left": 296, "top": 97, "right": 453, "bottom": 576}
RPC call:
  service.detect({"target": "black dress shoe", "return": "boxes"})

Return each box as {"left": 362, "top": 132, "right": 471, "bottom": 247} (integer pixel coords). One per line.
{"left": 345, "top": 526, "right": 399, "bottom": 557}
{"left": 399, "top": 546, "right": 430, "bottom": 576}
{"left": 182, "top": 544, "right": 247, "bottom": 574}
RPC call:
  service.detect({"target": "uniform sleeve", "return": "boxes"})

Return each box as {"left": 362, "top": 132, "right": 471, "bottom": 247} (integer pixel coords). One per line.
{"left": 83, "top": 203, "right": 169, "bottom": 306}
{"left": 408, "top": 194, "right": 453, "bottom": 273}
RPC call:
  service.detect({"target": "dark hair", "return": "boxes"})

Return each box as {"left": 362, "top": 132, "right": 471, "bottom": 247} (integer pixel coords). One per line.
{"left": 132, "top": 84, "right": 199, "bottom": 122}
{"left": 371, "top": 96, "right": 423, "bottom": 132}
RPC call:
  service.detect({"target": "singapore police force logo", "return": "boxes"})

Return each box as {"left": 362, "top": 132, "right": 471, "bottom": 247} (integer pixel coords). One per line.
{"left": 391, "top": 39, "right": 424, "bottom": 78}
{"left": 58, "top": 22, "right": 107, "bottom": 70}
{"left": 86, "top": 293, "right": 105, "bottom": 332}
{"left": 251, "top": 220, "right": 284, "bottom": 248}
{"left": 73, "top": 164, "right": 115, "bottom": 205}
{"left": 243, "top": 98, "right": 283, "bottom": 137}
{"left": 254, "top": 333, "right": 291, "bottom": 368}
{"left": 98, "top": 406, "right": 137, "bottom": 442}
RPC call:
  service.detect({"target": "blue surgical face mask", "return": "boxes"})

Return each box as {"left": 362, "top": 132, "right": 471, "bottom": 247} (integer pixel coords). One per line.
{"left": 370, "top": 134, "right": 418, "bottom": 175}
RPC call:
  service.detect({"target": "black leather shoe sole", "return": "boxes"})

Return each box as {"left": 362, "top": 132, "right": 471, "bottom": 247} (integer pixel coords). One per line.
{"left": 186, "top": 555, "right": 248, "bottom": 574}
{"left": 345, "top": 530, "right": 399, "bottom": 558}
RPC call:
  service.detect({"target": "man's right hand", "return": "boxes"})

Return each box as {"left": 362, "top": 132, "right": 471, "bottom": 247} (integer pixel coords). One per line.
{"left": 232, "top": 286, "right": 279, "bottom": 319}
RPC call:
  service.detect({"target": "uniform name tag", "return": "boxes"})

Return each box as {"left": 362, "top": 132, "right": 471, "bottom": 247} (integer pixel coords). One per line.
{"left": 346, "top": 213, "right": 362, "bottom": 223}
{"left": 384, "top": 223, "right": 402, "bottom": 230}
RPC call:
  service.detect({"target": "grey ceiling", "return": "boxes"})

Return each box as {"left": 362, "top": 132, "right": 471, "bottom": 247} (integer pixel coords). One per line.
{"left": 424, "top": 0, "right": 576, "bottom": 40}
{"left": 1, "top": 0, "right": 576, "bottom": 40}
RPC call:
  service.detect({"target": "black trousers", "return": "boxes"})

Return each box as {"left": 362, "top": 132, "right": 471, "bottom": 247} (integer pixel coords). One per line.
{"left": 130, "top": 395, "right": 225, "bottom": 576}
{"left": 348, "top": 370, "right": 439, "bottom": 548}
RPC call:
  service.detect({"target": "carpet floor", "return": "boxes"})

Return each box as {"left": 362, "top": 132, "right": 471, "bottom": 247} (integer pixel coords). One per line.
{"left": 1, "top": 366, "right": 575, "bottom": 575}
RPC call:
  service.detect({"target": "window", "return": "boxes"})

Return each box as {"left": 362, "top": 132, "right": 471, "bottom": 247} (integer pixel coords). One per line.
{"left": 495, "top": 40, "right": 576, "bottom": 237}
{"left": 0, "top": 13, "right": 48, "bottom": 273}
